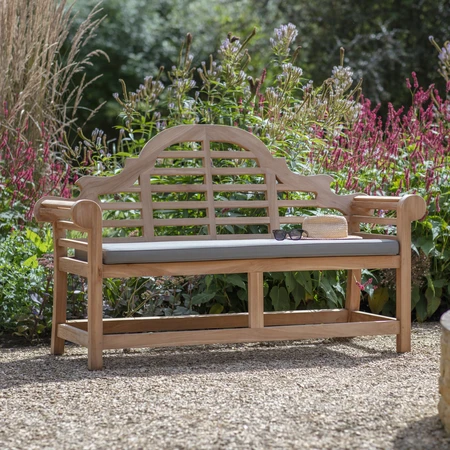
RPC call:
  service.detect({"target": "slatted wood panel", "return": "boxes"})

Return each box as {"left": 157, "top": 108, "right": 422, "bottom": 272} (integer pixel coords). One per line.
{"left": 75, "top": 125, "right": 380, "bottom": 241}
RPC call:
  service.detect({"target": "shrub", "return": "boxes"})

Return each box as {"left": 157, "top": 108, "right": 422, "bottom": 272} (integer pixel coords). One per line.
{"left": 72, "top": 27, "right": 447, "bottom": 322}
{"left": 0, "top": 229, "right": 53, "bottom": 339}
{"left": 72, "top": 25, "right": 361, "bottom": 175}
{"left": 66, "top": 24, "right": 363, "bottom": 321}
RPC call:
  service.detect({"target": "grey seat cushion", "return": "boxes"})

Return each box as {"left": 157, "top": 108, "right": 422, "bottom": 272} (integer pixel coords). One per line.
{"left": 84, "top": 239, "right": 399, "bottom": 265}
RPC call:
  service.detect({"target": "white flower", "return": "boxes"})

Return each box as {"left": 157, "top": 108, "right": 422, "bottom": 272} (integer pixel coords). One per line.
{"left": 331, "top": 66, "right": 354, "bottom": 91}
{"left": 439, "top": 42, "right": 450, "bottom": 64}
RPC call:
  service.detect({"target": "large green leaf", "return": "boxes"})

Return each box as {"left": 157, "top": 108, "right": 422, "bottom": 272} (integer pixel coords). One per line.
{"left": 226, "top": 274, "right": 246, "bottom": 290}
{"left": 416, "top": 236, "right": 434, "bottom": 256}
{"left": 368, "top": 287, "right": 389, "bottom": 314}
{"left": 209, "top": 303, "right": 224, "bottom": 314}
{"left": 26, "top": 230, "right": 47, "bottom": 253}
{"left": 411, "top": 286, "right": 421, "bottom": 309}
{"left": 295, "top": 271, "right": 313, "bottom": 296}
{"left": 191, "top": 292, "right": 216, "bottom": 305}
{"left": 23, "top": 255, "right": 38, "bottom": 269}
{"left": 204, "top": 275, "right": 213, "bottom": 289}
{"left": 285, "top": 272, "right": 298, "bottom": 294}
{"left": 415, "top": 297, "right": 428, "bottom": 322}
{"left": 270, "top": 286, "right": 290, "bottom": 311}
{"left": 292, "top": 283, "right": 305, "bottom": 309}
{"left": 429, "top": 217, "right": 444, "bottom": 241}
{"left": 433, "top": 279, "right": 448, "bottom": 289}
{"left": 268, "top": 272, "right": 285, "bottom": 282}
{"left": 425, "top": 287, "right": 441, "bottom": 317}
{"left": 320, "top": 277, "right": 340, "bottom": 308}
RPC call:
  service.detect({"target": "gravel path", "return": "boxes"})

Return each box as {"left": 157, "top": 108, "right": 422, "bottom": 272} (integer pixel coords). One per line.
{"left": 1, "top": 323, "right": 448, "bottom": 450}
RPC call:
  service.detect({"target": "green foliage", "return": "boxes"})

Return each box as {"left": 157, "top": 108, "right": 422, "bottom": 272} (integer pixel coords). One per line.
{"left": 69, "top": 0, "right": 282, "bottom": 135}
{"left": 0, "top": 186, "right": 29, "bottom": 237}
{"left": 66, "top": 22, "right": 450, "bottom": 324}
{"left": 411, "top": 200, "right": 450, "bottom": 320}
{"left": 0, "top": 230, "right": 53, "bottom": 340}
{"left": 71, "top": 24, "right": 360, "bottom": 177}
{"left": 275, "top": 0, "right": 450, "bottom": 111}
{"left": 71, "top": 0, "right": 450, "bottom": 134}
{"left": 4, "top": 10, "right": 450, "bottom": 340}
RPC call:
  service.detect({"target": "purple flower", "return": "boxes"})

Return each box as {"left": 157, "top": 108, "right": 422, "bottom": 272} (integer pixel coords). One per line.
{"left": 271, "top": 23, "right": 298, "bottom": 57}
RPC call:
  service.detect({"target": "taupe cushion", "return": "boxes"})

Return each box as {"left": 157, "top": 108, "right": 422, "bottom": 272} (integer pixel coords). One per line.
{"left": 85, "top": 239, "right": 399, "bottom": 265}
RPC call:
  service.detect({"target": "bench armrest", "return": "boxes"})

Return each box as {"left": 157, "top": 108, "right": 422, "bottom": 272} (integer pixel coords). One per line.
{"left": 352, "top": 194, "right": 426, "bottom": 222}
{"left": 34, "top": 197, "right": 102, "bottom": 231}
{"left": 34, "top": 197, "right": 78, "bottom": 222}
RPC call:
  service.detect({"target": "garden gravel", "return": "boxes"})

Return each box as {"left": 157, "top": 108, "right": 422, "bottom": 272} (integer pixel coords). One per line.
{"left": 1, "top": 322, "right": 449, "bottom": 450}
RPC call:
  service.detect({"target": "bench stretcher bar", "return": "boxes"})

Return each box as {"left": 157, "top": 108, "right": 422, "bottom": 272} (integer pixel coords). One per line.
{"left": 56, "top": 320, "right": 400, "bottom": 351}
{"left": 67, "top": 309, "right": 350, "bottom": 334}
{"left": 56, "top": 310, "right": 400, "bottom": 351}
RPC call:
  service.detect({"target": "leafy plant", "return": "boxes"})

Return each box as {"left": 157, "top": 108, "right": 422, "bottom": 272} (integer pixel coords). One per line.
{"left": 0, "top": 230, "right": 53, "bottom": 340}
{"left": 71, "top": 23, "right": 361, "bottom": 176}
{"left": 9, "top": 21, "right": 449, "bottom": 341}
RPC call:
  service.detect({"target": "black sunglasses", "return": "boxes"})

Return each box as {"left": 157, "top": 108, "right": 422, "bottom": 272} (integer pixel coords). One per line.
{"left": 272, "top": 228, "right": 308, "bottom": 241}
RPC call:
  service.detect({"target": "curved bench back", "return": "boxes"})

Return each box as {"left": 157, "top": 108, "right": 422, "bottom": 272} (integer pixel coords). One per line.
{"left": 75, "top": 125, "right": 357, "bottom": 241}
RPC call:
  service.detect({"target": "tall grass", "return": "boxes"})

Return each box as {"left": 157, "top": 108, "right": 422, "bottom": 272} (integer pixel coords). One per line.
{"left": 0, "top": 0, "right": 107, "bottom": 217}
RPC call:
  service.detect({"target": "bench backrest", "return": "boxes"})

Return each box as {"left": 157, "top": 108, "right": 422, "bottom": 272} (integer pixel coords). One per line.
{"left": 76, "top": 125, "right": 357, "bottom": 242}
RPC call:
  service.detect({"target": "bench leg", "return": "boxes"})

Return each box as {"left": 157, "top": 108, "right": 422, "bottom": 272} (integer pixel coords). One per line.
{"left": 88, "top": 275, "right": 104, "bottom": 370}
{"left": 396, "top": 265, "right": 411, "bottom": 352}
{"left": 345, "top": 269, "right": 361, "bottom": 318}
{"left": 51, "top": 226, "right": 67, "bottom": 356}
{"left": 51, "top": 271, "right": 67, "bottom": 355}
{"left": 248, "top": 272, "right": 264, "bottom": 328}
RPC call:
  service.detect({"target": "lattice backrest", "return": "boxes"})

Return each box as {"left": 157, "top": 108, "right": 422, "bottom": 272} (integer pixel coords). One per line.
{"left": 76, "top": 125, "right": 357, "bottom": 241}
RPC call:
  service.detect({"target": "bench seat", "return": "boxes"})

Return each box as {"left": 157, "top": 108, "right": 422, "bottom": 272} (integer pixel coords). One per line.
{"left": 81, "top": 239, "right": 400, "bottom": 264}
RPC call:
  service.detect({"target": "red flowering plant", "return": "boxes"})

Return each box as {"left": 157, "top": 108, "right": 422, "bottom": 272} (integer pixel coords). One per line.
{"left": 313, "top": 75, "right": 450, "bottom": 204}
{"left": 0, "top": 116, "right": 71, "bottom": 224}
{"left": 303, "top": 74, "right": 450, "bottom": 320}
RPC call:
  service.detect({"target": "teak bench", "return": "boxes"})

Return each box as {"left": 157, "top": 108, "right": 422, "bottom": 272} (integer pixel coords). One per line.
{"left": 34, "top": 124, "right": 426, "bottom": 370}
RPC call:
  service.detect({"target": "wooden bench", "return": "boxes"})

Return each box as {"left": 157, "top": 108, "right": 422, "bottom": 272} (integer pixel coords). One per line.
{"left": 34, "top": 124, "right": 426, "bottom": 370}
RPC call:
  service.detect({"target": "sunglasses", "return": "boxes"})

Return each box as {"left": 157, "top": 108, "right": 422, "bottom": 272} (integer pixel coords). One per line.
{"left": 272, "top": 229, "right": 308, "bottom": 241}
